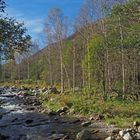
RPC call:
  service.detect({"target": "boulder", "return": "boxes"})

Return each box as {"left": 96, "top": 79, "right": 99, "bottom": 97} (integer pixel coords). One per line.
{"left": 133, "top": 121, "right": 140, "bottom": 131}
{"left": 123, "top": 132, "right": 133, "bottom": 140}
{"left": 76, "top": 129, "right": 91, "bottom": 140}
{"left": 48, "top": 134, "right": 64, "bottom": 140}
{"left": 134, "top": 133, "right": 140, "bottom": 139}
{"left": 133, "top": 121, "right": 140, "bottom": 127}
{"left": 48, "top": 109, "right": 58, "bottom": 116}
{"left": 50, "top": 87, "right": 59, "bottom": 94}
{"left": 105, "top": 136, "right": 113, "bottom": 140}
{"left": 119, "top": 130, "right": 126, "bottom": 137}
{"left": 138, "top": 127, "right": 140, "bottom": 132}
{"left": 81, "top": 121, "right": 91, "bottom": 127}
{"left": 57, "top": 107, "right": 69, "bottom": 114}
{"left": 42, "top": 87, "right": 48, "bottom": 92}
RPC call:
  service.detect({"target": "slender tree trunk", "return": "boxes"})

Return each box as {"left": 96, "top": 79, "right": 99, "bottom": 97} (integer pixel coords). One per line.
{"left": 2, "top": 60, "right": 6, "bottom": 82}
{"left": 27, "top": 60, "right": 30, "bottom": 80}
{"left": 18, "top": 64, "right": 20, "bottom": 82}
{"left": 103, "top": 19, "right": 111, "bottom": 92}
{"left": 87, "top": 39, "right": 91, "bottom": 90}
{"left": 48, "top": 45, "right": 53, "bottom": 86}
{"left": 72, "top": 41, "right": 76, "bottom": 93}
{"left": 60, "top": 41, "right": 64, "bottom": 93}
{"left": 135, "top": 57, "right": 139, "bottom": 100}
{"left": 102, "top": 55, "right": 106, "bottom": 99}
{"left": 106, "top": 50, "right": 111, "bottom": 91}
{"left": 63, "top": 63, "right": 70, "bottom": 90}
{"left": 119, "top": 16, "right": 125, "bottom": 99}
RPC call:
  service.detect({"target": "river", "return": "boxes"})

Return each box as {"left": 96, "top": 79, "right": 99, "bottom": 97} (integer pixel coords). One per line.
{"left": 0, "top": 87, "right": 111, "bottom": 140}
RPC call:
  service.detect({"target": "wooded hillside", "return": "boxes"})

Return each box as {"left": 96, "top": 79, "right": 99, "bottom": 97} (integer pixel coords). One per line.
{"left": 0, "top": 0, "right": 140, "bottom": 100}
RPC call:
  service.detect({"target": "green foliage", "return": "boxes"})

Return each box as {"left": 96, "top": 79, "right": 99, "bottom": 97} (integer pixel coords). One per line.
{"left": 40, "top": 91, "right": 140, "bottom": 127}
{"left": 0, "top": 0, "right": 5, "bottom": 13}
{"left": 0, "top": 18, "right": 31, "bottom": 60}
{"left": 82, "top": 34, "right": 104, "bottom": 87}
{"left": 1, "top": 0, "right": 140, "bottom": 101}
{"left": 63, "top": 40, "right": 73, "bottom": 66}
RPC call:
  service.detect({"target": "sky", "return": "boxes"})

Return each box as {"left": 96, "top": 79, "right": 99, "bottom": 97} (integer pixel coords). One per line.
{"left": 5, "top": 0, "right": 84, "bottom": 42}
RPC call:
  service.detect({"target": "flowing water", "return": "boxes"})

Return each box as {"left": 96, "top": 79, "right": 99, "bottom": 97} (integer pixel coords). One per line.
{"left": 0, "top": 87, "right": 110, "bottom": 140}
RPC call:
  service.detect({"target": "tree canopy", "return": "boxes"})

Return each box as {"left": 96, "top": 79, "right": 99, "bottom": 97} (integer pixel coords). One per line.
{"left": 0, "top": 0, "right": 31, "bottom": 60}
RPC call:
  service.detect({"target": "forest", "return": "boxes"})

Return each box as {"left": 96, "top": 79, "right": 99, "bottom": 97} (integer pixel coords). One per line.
{"left": 1, "top": 0, "right": 140, "bottom": 101}
{"left": 0, "top": 0, "right": 140, "bottom": 139}
{"left": 0, "top": 0, "right": 140, "bottom": 125}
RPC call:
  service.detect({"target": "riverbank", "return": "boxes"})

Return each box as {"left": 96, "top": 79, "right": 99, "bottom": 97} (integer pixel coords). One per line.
{"left": 0, "top": 86, "right": 112, "bottom": 140}
{"left": 40, "top": 91, "right": 140, "bottom": 128}
{"left": 0, "top": 86, "right": 140, "bottom": 140}
{"left": 0, "top": 84, "right": 140, "bottom": 128}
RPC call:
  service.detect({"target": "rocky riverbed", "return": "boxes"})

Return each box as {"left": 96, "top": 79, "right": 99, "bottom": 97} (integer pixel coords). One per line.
{"left": 0, "top": 87, "right": 139, "bottom": 140}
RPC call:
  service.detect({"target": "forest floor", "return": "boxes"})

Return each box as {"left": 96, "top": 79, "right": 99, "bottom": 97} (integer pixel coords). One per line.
{"left": 40, "top": 91, "right": 140, "bottom": 128}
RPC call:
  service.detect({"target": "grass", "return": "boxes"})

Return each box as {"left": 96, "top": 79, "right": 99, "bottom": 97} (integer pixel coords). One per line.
{"left": 0, "top": 82, "right": 139, "bottom": 128}
{"left": 39, "top": 91, "right": 140, "bottom": 128}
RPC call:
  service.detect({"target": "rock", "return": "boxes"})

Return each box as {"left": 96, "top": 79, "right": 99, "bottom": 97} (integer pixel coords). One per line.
{"left": 119, "top": 130, "right": 126, "bottom": 137}
{"left": 62, "top": 135, "right": 69, "bottom": 140}
{"left": 90, "top": 114, "right": 104, "bottom": 121}
{"left": 50, "top": 87, "right": 59, "bottom": 94}
{"left": 48, "top": 134, "right": 64, "bottom": 140}
{"left": 70, "top": 118, "right": 80, "bottom": 124}
{"left": 76, "top": 129, "right": 91, "bottom": 140}
{"left": 133, "top": 121, "right": 140, "bottom": 127}
{"left": 133, "top": 121, "right": 140, "bottom": 131}
{"left": 111, "top": 129, "right": 120, "bottom": 134}
{"left": 105, "top": 136, "right": 113, "bottom": 140}
{"left": 59, "top": 112, "right": 66, "bottom": 116}
{"left": 126, "top": 128, "right": 132, "bottom": 131}
{"left": 48, "top": 109, "right": 58, "bottom": 116}
{"left": 44, "top": 87, "right": 59, "bottom": 94}
{"left": 31, "top": 89, "right": 37, "bottom": 94}
{"left": 41, "top": 109, "right": 48, "bottom": 113}
{"left": 123, "top": 132, "right": 133, "bottom": 140}
{"left": 18, "top": 91, "right": 27, "bottom": 95}
{"left": 25, "top": 134, "right": 46, "bottom": 140}
{"left": 32, "top": 101, "right": 41, "bottom": 106}
{"left": 138, "top": 127, "right": 140, "bottom": 133}
{"left": 0, "top": 88, "right": 4, "bottom": 94}
{"left": 81, "top": 121, "right": 91, "bottom": 127}
{"left": 57, "top": 107, "right": 68, "bottom": 114}
{"left": 42, "top": 87, "right": 48, "bottom": 92}
{"left": 134, "top": 133, "right": 140, "bottom": 139}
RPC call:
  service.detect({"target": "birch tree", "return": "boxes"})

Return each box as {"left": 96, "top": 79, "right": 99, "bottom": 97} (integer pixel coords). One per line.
{"left": 46, "top": 8, "right": 68, "bottom": 93}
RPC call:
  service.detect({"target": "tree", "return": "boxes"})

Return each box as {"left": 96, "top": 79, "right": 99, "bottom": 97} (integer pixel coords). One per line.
{"left": 0, "top": 0, "right": 5, "bottom": 13}
{"left": 0, "top": 18, "right": 31, "bottom": 60}
{"left": 44, "top": 21, "right": 54, "bottom": 86}
{"left": 0, "top": 0, "right": 32, "bottom": 82}
{"left": 46, "top": 8, "right": 68, "bottom": 93}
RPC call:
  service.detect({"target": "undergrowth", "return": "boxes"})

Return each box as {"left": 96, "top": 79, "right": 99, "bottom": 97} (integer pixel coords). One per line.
{"left": 40, "top": 91, "right": 140, "bottom": 128}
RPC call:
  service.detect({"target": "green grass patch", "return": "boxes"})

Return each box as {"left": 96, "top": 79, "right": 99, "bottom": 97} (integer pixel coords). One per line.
{"left": 40, "top": 91, "right": 140, "bottom": 128}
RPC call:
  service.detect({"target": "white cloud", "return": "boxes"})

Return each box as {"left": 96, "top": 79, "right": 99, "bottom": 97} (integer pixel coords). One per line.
{"left": 5, "top": 7, "right": 44, "bottom": 36}
{"left": 32, "top": 27, "right": 43, "bottom": 33}
{"left": 5, "top": 8, "right": 24, "bottom": 18}
{"left": 22, "top": 19, "right": 43, "bottom": 28}
{"left": 22, "top": 19, "right": 43, "bottom": 34}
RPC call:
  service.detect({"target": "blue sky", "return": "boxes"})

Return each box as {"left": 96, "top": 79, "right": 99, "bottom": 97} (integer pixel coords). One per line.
{"left": 5, "top": 0, "right": 84, "bottom": 41}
